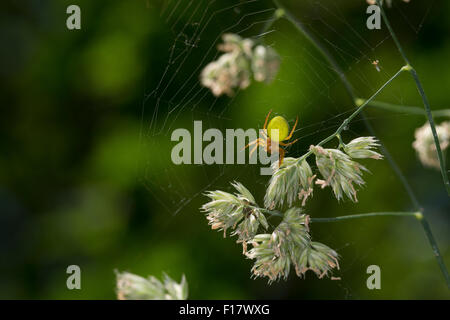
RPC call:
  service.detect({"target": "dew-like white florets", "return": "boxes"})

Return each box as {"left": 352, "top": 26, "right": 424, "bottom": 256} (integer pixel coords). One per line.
{"left": 200, "top": 34, "right": 280, "bottom": 96}
{"left": 116, "top": 271, "right": 188, "bottom": 300}
{"left": 412, "top": 121, "right": 450, "bottom": 169}
{"left": 201, "top": 182, "right": 268, "bottom": 252}
{"left": 246, "top": 208, "right": 339, "bottom": 283}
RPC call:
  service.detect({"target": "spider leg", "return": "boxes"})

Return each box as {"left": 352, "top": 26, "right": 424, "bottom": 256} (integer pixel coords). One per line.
{"left": 284, "top": 116, "right": 298, "bottom": 140}
{"left": 278, "top": 148, "right": 286, "bottom": 167}
{"left": 249, "top": 144, "right": 259, "bottom": 157}
{"left": 250, "top": 139, "right": 267, "bottom": 157}
{"left": 279, "top": 138, "right": 299, "bottom": 147}
{"left": 243, "top": 138, "right": 261, "bottom": 150}
{"left": 260, "top": 130, "right": 270, "bottom": 145}
{"left": 261, "top": 129, "right": 269, "bottom": 138}
{"left": 263, "top": 109, "right": 272, "bottom": 130}
{"left": 243, "top": 138, "right": 265, "bottom": 152}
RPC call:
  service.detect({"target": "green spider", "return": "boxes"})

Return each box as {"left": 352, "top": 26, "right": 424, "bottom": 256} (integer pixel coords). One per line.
{"left": 245, "top": 110, "right": 299, "bottom": 167}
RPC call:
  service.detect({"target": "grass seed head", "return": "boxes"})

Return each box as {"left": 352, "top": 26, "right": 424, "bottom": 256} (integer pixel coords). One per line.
{"left": 265, "top": 158, "right": 315, "bottom": 209}
{"left": 412, "top": 121, "right": 450, "bottom": 169}
{"left": 115, "top": 271, "right": 188, "bottom": 300}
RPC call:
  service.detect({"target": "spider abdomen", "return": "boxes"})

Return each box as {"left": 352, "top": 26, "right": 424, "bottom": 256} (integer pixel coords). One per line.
{"left": 267, "top": 116, "right": 289, "bottom": 141}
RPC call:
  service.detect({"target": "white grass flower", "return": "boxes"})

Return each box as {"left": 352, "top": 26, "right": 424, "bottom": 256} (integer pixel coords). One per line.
{"left": 265, "top": 157, "right": 315, "bottom": 209}
{"left": 163, "top": 273, "right": 189, "bottom": 300}
{"left": 295, "top": 242, "right": 339, "bottom": 279}
{"left": 202, "top": 182, "right": 268, "bottom": 250}
{"left": 200, "top": 33, "right": 280, "bottom": 96}
{"left": 311, "top": 145, "right": 368, "bottom": 202}
{"left": 246, "top": 208, "right": 339, "bottom": 283}
{"left": 116, "top": 271, "right": 188, "bottom": 300}
{"left": 252, "top": 45, "right": 280, "bottom": 83}
{"left": 412, "top": 121, "right": 450, "bottom": 169}
{"left": 218, "top": 33, "right": 254, "bottom": 56}
{"left": 200, "top": 50, "right": 252, "bottom": 97}
{"left": 246, "top": 232, "right": 292, "bottom": 282}
{"left": 246, "top": 208, "right": 310, "bottom": 282}
{"left": 344, "top": 136, "right": 383, "bottom": 160}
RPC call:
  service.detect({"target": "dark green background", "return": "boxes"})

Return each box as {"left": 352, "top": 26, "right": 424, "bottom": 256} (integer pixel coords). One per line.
{"left": 1, "top": 0, "right": 449, "bottom": 299}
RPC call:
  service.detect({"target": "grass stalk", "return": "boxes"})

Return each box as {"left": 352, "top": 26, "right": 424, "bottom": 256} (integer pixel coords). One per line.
{"left": 366, "top": 100, "right": 450, "bottom": 117}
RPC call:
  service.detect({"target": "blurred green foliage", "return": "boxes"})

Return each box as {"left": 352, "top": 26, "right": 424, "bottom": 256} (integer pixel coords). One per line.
{"left": 0, "top": 0, "right": 449, "bottom": 299}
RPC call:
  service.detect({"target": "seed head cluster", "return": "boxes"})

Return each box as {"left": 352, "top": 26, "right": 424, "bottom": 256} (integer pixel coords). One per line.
{"left": 265, "top": 158, "right": 315, "bottom": 209}
{"left": 201, "top": 136, "right": 382, "bottom": 282}
{"left": 200, "top": 33, "right": 280, "bottom": 96}
{"left": 201, "top": 182, "right": 269, "bottom": 251}
{"left": 246, "top": 208, "right": 339, "bottom": 283}
{"left": 412, "top": 121, "right": 450, "bottom": 169}
{"left": 116, "top": 271, "right": 188, "bottom": 300}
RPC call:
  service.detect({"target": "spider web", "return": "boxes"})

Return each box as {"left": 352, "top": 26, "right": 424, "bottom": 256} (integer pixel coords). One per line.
{"left": 140, "top": 0, "right": 441, "bottom": 298}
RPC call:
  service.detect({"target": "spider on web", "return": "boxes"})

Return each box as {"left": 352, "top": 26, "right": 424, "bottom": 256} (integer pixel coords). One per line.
{"left": 245, "top": 110, "right": 299, "bottom": 167}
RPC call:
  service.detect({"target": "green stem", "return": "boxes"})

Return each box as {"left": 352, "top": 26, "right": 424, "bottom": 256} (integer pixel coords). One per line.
{"left": 257, "top": 207, "right": 283, "bottom": 217}
{"left": 334, "top": 67, "right": 406, "bottom": 134}
{"left": 259, "top": 208, "right": 420, "bottom": 221}
{"left": 417, "top": 215, "right": 450, "bottom": 288}
{"left": 310, "top": 211, "right": 420, "bottom": 222}
{"left": 410, "top": 68, "right": 450, "bottom": 194}
{"left": 367, "top": 100, "right": 450, "bottom": 118}
{"left": 258, "top": 8, "right": 285, "bottom": 39}
{"left": 376, "top": 0, "right": 450, "bottom": 195}
{"left": 336, "top": 133, "right": 345, "bottom": 149}
{"left": 298, "top": 66, "right": 406, "bottom": 162}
